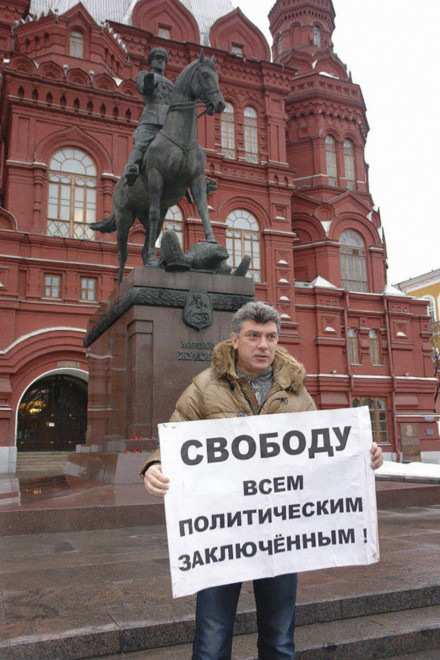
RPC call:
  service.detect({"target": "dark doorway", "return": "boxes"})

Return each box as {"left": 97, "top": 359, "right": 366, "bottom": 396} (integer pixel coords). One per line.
{"left": 17, "top": 375, "right": 87, "bottom": 452}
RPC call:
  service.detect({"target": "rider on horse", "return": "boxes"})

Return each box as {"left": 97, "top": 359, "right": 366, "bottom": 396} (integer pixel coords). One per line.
{"left": 124, "top": 47, "right": 174, "bottom": 187}
{"left": 124, "top": 47, "right": 216, "bottom": 195}
{"left": 91, "top": 51, "right": 225, "bottom": 283}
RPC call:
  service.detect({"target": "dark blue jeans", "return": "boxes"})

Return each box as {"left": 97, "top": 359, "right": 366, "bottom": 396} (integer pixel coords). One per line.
{"left": 192, "top": 573, "right": 297, "bottom": 660}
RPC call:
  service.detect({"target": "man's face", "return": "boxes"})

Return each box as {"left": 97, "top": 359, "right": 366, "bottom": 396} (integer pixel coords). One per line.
{"left": 150, "top": 54, "right": 166, "bottom": 73}
{"left": 231, "top": 320, "right": 279, "bottom": 378}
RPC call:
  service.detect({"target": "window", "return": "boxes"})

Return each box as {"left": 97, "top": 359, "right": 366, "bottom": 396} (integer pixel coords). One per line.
{"left": 231, "top": 43, "right": 243, "bottom": 57}
{"left": 244, "top": 107, "right": 258, "bottom": 163}
{"left": 344, "top": 139, "right": 355, "bottom": 189}
{"left": 226, "top": 209, "right": 260, "bottom": 282}
{"left": 424, "top": 297, "right": 436, "bottom": 323}
{"left": 313, "top": 26, "right": 321, "bottom": 48}
{"left": 221, "top": 103, "right": 236, "bottom": 159}
{"left": 158, "top": 26, "right": 171, "bottom": 39}
{"left": 44, "top": 274, "right": 61, "bottom": 299}
{"left": 276, "top": 34, "right": 282, "bottom": 56}
{"left": 155, "top": 205, "right": 184, "bottom": 248}
{"left": 325, "top": 135, "right": 337, "bottom": 186}
{"left": 369, "top": 330, "right": 382, "bottom": 366}
{"left": 47, "top": 148, "right": 97, "bottom": 240}
{"left": 352, "top": 397, "right": 389, "bottom": 444}
{"left": 339, "top": 230, "right": 368, "bottom": 292}
{"left": 80, "top": 277, "right": 97, "bottom": 302}
{"left": 70, "top": 30, "right": 84, "bottom": 58}
{"left": 348, "top": 328, "right": 360, "bottom": 365}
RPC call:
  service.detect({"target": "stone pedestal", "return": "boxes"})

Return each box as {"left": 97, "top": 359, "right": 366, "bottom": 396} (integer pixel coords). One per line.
{"left": 65, "top": 268, "right": 254, "bottom": 483}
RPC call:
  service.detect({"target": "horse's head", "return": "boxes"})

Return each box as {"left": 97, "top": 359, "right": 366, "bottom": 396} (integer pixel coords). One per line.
{"left": 191, "top": 51, "right": 226, "bottom": 116}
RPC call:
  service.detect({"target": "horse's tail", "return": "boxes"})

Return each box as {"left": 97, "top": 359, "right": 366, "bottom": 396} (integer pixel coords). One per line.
{"left": 90, "top": 214, "right": 116, "bottom": 233}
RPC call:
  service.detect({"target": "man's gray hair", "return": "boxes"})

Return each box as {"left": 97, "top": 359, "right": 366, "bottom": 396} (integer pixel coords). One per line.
{"left": 231, "top": 301, "right": 281, "bottom": 335}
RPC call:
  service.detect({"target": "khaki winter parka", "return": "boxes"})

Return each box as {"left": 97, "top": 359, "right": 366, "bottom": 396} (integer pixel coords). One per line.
{"left": 140, "top": 340, "right": 315, "bottom": 476}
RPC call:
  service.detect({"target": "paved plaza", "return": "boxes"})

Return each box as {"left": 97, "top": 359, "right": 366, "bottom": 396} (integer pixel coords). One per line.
{"left": 0, "top": 495, "right": 439, "bottom": 659}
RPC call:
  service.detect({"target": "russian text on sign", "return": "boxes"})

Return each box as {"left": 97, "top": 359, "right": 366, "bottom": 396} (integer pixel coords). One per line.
{"left": 178, "top": 528, "right": 357, "bottom": 570}
{"left": 180, "top": 425, "right": 352, "bottom": 465}
{"left": 160, "top": 407, "right": 378, "bottom": 598}
{"left": 179, "top": 497, "right": 363, "bottom": 536}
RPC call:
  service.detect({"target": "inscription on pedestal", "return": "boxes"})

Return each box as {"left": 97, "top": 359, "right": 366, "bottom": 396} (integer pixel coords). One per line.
{"left": 178, "top": 341, "right": 214, "bottom": 362}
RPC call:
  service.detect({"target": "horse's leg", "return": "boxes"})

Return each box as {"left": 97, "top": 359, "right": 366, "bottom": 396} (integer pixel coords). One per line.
{"left": 116, "top": 210, "right": 134, "bottom": 284}
{"left": 190, "top": 173, "right": 216, "bottom": 243}
{"left": 139, "top": 216, "right": 150, "bottom": 268}
{"left": 145, "top": 167, "right": 163, "bottom": 265}
{"left": 140, "top": 206, "right": 167, "bottom": 267}
{"left": 156, "top": 205, "right": 169, "bottom": 241}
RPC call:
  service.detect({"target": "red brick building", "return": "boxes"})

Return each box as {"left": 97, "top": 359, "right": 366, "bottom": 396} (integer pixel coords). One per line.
{"left": 0, "top": 0, "right": 438, "bottom": 472}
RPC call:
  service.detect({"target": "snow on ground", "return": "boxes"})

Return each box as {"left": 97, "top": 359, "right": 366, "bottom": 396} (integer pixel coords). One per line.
{"left": 376, "top": 460, "right": 440, "bottom": 482}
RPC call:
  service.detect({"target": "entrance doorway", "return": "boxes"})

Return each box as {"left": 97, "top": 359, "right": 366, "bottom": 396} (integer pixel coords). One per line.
{"left": 17, "top": 375, "right": 87, "bottom": 452}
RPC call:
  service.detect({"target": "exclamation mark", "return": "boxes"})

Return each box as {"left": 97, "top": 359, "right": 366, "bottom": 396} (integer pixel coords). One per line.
{"left": 363, "top": 528, "right": 367, "bottom": 543}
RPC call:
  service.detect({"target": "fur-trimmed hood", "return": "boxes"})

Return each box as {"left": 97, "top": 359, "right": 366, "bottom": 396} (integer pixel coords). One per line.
{"left": 140, "top": 339, "right": 314, "bottom": 476}
{"left": 211, "top": 340, "right": 306, "bottom": 393}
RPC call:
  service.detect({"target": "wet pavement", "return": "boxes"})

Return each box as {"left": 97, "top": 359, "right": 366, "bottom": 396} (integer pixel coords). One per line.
{"left": 0, "top": 473, "right": 164, "bottom": 535}
{"left": 0, "top": 473, "right": 150, "bottom": 509}
{"left": 0, "top": 505, "right": 439, "bottom": 658}
{"left": 0, "top": 471, "right": 439, "bottom": 657}
{"left": 1, "top": 472, "right": 439, "bottom": 530}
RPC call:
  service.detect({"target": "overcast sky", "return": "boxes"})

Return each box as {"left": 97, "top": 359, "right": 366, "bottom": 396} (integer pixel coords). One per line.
{"left": 235, "top": 0, "right": 440, "bottom": 285}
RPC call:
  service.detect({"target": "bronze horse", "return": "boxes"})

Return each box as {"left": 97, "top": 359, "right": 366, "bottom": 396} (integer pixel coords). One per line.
{"left": 91, "top": 52, "right": 226, "bottom": 283}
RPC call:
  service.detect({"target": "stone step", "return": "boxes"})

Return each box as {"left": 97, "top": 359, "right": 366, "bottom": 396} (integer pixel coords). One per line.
{"left": 1, "top": 588, "right": 439, "bottom": 660}
{"left": 16, "top": 451, "right": 71, "bottom": 473}
{"left": 75, "top": 440, "right": 157, "bottom": 453}
{"left": 87, "top": 606, "right": 440, "bottom": 660}
{"left": 386, "top": 652, "right": 440, "bottom": 660}
{"left": 103, "top": 651, "right": 440, "bottom": 660}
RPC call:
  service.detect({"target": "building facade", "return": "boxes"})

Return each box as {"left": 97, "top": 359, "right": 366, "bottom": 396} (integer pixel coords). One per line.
{"left": 397, "top": 270, "right": 440, "bottom": 329}
{"left": 0, "top": 0, "right": 438, "bottom": 472}
{"left": 398, "top": 269, "right": 440, "bottom": 417}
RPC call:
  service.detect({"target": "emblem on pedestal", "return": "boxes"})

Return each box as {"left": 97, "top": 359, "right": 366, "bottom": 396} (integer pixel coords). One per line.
{"left": 183, "top": 291, "right": 213, "bottom": 331}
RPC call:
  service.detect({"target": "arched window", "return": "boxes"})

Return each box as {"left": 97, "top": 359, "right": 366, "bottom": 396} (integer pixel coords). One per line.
{"left": 339, "top": 230, "right": 368, "bottom": 292}
{"left": 155, "top": 205, "right": 184, "bottom": 248}
{"left": 369, "top": 330, "right": 382, "bottom": 366}
{"left": 244, "top": 107, "right": 258, "bottom": 163}
{"left": 325, "top": 135, "right": 337, "bottom": 186}
{"left": 347, "top": 328, "right": 360, "bottom": 365}
{"left": 352, "top": 396, "right": 388, "bottom": 444}
{"left": 221, "top": 103, "right": 236, "bottom": 159}
{"left": 276, "top": 34, "right": 282, "bottom": 56}
{"left": 226, "top": 209, "right": 261, "bottom": 282}
{"left": 47, "top": 148, "right": 97, "bottom": 239}
{"left": 313, "top": 26, "right": 321, "bottom": 48}
{"left": 70, "top": 30, "right": 84, "bottom": 58}
{"left": 344, "top": 139, "right": 355, "bottom": 189}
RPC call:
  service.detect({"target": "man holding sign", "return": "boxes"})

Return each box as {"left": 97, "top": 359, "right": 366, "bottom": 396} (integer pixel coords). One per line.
{"left": 142, "top": 301, "right": 383, "bottom": 659}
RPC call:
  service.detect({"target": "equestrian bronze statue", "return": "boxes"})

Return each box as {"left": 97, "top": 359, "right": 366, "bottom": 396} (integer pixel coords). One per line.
{"left": 91, "top": 51, "right": 226, "bottom": 283}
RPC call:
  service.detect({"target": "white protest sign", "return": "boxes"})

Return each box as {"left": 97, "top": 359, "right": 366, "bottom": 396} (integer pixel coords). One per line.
{"left": 159, "top": 406, "right": 379, "bottom": 598}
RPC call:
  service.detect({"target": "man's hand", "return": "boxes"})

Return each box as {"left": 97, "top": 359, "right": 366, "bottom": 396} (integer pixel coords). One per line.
{"left": 370, "top": 442, "right": 383, "bottom": 470}
{"left": 143, "top": 463, "right": 169, "bottom": 497}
